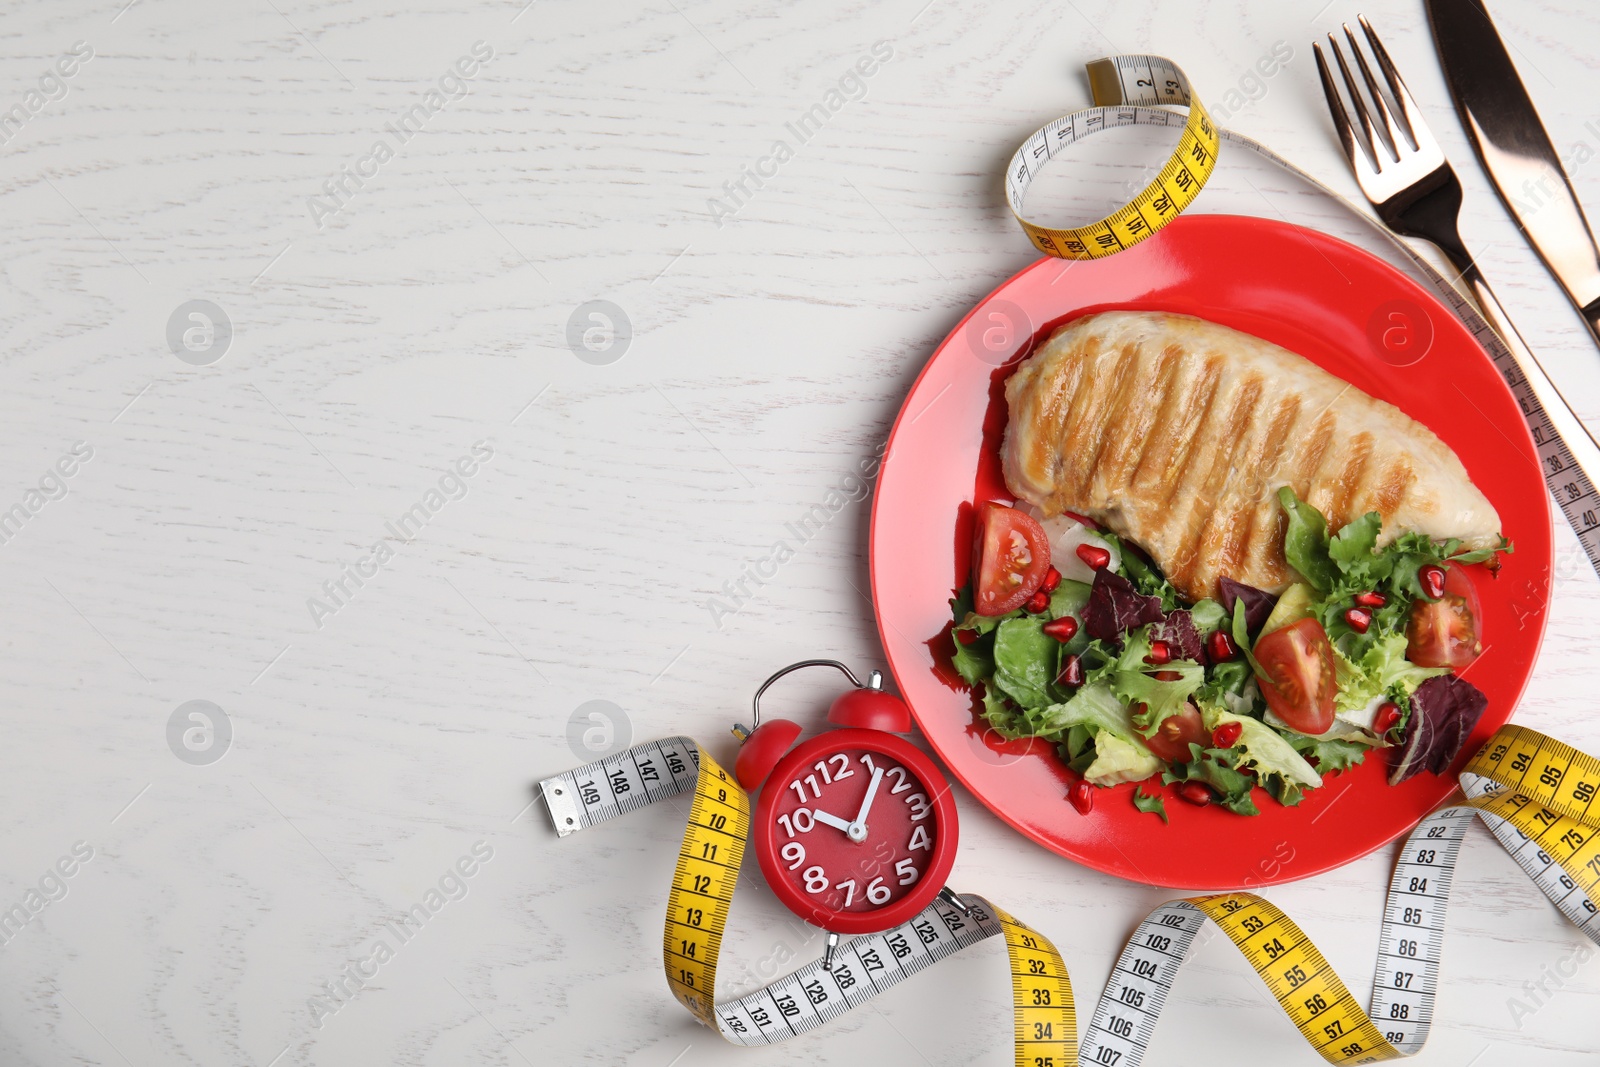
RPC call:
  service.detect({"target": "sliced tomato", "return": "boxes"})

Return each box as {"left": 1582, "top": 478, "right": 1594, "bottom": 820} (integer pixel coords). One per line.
{"left": 1254, "top": 617, "right": 1337, "bottom": 735}
{"left": 1406, "top": 563, "right": 1483, "bottom": 668}
{"left": 1139, "top": 701, "right": 1208, "bottom": 763}
{"left": 972, "top": 502, "right": 1051, "bottom": 616}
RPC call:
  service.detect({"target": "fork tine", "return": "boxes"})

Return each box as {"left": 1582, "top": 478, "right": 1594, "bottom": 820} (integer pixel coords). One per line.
{"left": 1343, "top": 22, "right": 1404, "bottom": 160}
{"left": 1313, "top": 43, "right": 1368, "bottom": 172}
{"left": 1358, "top": 14, "right": 1420, "bottom": 152}
{"left": 1327, "top": 32, "right": 1386, "bottom": 168}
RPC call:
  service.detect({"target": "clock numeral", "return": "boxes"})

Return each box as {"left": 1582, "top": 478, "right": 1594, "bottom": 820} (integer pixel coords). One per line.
{"left": 908, "top": 825, "right": 932, "bottom": 851}
{"left": 781, "top": 842, "right": 806, "bottom": 870}
{"left": 905, "top": 792, "right": 930, "bottom": 820}
{"left": 837, "top": 878, "right": 857, "bottom": 907}
{"left": 802, "top": 866, "right": 829, "bottom": 894}
{"left": 777, "top": 809, "right": 814, "bottom": 837}
{"left": 790, "top": 774, "right": 825, "bottom": 803}
{"left": 895, "top": 857, "right": 919, "bottom": 886}
{"left": 886, "top": 766, "right": 912, "bottom": 794}
{"left": 867, "top": 876, "right": 891, "bottom": 904}
{"left": 813, "top": 754, "right": 856, "bottom": 783}
{"left": 859, "top": 753, "right": 877, "bottom": 774}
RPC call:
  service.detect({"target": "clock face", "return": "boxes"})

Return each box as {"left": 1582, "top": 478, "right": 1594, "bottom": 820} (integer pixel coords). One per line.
{"left": 753, "top": 728, "right": 958, "bottom": 935}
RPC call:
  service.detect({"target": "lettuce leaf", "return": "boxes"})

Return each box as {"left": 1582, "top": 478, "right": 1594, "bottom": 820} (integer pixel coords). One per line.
{"left": 1025, "top": 682, "right": 1137, "bottom": 742}
{"left": 1132, "top": 789, "right": 1170, "bottom": 822}
{"left": 1218, "top": 576, "right": 1278, "bottom": 636}
{"left": 978, "top": 687, "right": 1024, "bottom": 737}
{"left": 991, "top": 616, "right": 1057, "bottom": 709}
{"left": 1083, "top": 568, "right": 1165, "bottom": 641}
{"left": 1189, "top": 597, "right": 1228, "bottom": 636}
{"left": 1084, "top": 732, "right": 1163, "bottom": 786}
{"left": 1279, "top": 486, "right": 1338, "bottom": 590}
{"left": 1332, "top": 632, "right": 1450, "bottom": 718}
{"left": 951, "top": 637, "right": 994, "bottom": 687}
{"left": 1389, "top": 674, "right": 1489, "bottom": 784}
{"left": 1203, "top": 708, "right": 1322, "bottom": 800}
{"left": 1112, "top": 627, "right": 1204, "bottom": 736}
{"left": 1287, "top": 734, "right": 1369, "bottom": 774}
{"left": 1164, "top": 744, "right": 1260, "bottom": 816}
{"left": 1102, "top": 531, "right": 1183, "bottom": 612}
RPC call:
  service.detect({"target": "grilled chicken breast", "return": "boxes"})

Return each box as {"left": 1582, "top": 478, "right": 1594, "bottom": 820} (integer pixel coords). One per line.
{"left": 1002, "top": 311, "right": 1501, "bottom": 602}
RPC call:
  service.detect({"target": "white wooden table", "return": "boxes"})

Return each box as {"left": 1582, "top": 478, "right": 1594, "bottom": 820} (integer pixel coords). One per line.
{"left": 2, "top": 0, "right": 1597, "bottom": 1063}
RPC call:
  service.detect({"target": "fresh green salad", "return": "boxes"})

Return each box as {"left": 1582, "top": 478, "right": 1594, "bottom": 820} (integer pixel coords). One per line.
{"left": 950, "top": 489, "right": 1510, "bottom": 821}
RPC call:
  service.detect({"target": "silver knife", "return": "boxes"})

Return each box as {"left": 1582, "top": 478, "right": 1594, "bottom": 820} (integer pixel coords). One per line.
{"left": 1426, "top": 0, "right": 1600, "bottom": 350}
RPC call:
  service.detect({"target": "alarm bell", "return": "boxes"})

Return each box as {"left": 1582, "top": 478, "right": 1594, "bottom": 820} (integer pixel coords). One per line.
{"left": 732, "top": 659, "right": 912, "bottom": 792}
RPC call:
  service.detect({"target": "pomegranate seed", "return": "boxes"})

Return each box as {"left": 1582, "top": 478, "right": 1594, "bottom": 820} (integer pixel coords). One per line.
{"left": 1025, "top": 590, "right": 1050, "bottom": 613}
{"left": 1177, "top": 781, "right": 1214, "bottom": 806}
{"left": 1344, "top": 607, "right": 1372, "bottom": 633}
{"left": 1041, "top": 566, "right": 1062, "bottom": 593}
{"left": 1373, "top": 701, "right": 1403, "bottom": 737}
{"left": 954, "top": 627, "right": 977, "bottom": 645}
{"left": 1144, "top": 640, "right": 1172, "bottom": 666}
{"left": 1042, "top": 615, "right": 1079, "bottom": 642}
{"left": 1353, "top": 591, "right": 1387, "bottom": 608}
{"left": 1206, "top": 630, "right": 1239, "bottom": 663}
{"left": 1211, "top": 721, "right": 1243, "bottom": 749}
{"left": 1057, "top": 654, "right": 1085, "bottom": 687}
{"left": 1069, "top": 780, "right": 1094, "bottom": 815}
{"left": 1075, "top": 543, "right": 1111, "bottom": 571}
{"left": 1419, "top": 564, "right": 1447, "bottom": 599}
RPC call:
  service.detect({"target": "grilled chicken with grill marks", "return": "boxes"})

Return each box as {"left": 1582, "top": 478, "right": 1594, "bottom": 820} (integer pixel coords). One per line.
{"left": 1001, "top": 311, "right": 1501, "bottom": 602}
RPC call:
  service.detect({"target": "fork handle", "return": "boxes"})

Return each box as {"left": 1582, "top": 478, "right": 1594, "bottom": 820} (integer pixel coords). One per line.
{"left": 1455, "top": 259, "right": 1600, "bottom": 482}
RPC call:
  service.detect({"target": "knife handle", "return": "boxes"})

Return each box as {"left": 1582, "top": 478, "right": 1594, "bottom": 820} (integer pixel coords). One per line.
{"left": 1457, "top": 260, "right": 1600, "bottom": 483}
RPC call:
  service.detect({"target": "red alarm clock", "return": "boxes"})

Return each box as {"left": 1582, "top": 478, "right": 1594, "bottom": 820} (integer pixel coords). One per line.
{"left": 734, "top": 660, "right": 959, "bottom": 945}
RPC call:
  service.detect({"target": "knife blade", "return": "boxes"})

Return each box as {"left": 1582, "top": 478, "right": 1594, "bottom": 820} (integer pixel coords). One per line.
{"left": 1426, "top": 0, "right": 1600, "bottom": 350}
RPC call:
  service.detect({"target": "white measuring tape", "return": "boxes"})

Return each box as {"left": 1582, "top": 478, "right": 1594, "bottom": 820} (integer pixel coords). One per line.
{"left": 542, "top": 726, "right": 1600, "bottom": 1063}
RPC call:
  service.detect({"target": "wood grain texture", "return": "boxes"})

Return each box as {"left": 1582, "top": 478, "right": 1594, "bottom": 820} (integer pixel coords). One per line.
{"left": 0, "top": 0, "right": 1596, "bottom": 1063}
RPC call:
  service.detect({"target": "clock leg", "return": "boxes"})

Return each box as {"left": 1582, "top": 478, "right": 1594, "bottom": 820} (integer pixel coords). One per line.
{"left": 938, "top": 886, "right": 973, "bottom": 917}
{"left": 821, "top": 931, "right": 840, "bottom": 971}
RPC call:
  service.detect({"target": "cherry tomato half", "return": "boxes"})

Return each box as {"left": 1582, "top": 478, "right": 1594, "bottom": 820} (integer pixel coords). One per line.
{"left": 1406, "top": 562, "right": 1483, "bottom": 669}
{"left": 1254, "top": 617, "right": 1337, "bottom": 735}
{"left": 1139, "top": 701, "right": 1208, "bottom": 763}
{"left": 972, "top": 502, "right": 1051, "bottom": 616}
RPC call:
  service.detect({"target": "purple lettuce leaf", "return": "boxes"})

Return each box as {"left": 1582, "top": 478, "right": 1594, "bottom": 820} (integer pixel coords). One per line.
{"left": 1388, "top": 674, "right": 1490, "bottom": 785}
{"left": 1218, "top": 576, "right": 1279, "bottom": 636}
{"left": 1084, "top": 569, "right": 1165, "bottom": 642}
{"left": 1151, "top": 609, "right": 1204, "bottom": 662}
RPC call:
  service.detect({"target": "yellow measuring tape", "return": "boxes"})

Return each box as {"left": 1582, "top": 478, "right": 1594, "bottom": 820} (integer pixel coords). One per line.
{"left": 1005, "top": 55, "right": 1219, "bottom": 260}
{"left": 541, "top": 724, "right": 1599, "bottom": 1064}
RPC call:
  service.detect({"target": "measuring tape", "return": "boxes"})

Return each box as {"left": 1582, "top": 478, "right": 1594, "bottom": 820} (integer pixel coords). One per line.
{"left": 1008, "top": 54, "right": 1600, "bottom": 580}
{"left": 1005, "top": 56, "right": 1219, "bottom": 260}
{"left": 541, "top": 724, "right": 1599, "bottom": 1063}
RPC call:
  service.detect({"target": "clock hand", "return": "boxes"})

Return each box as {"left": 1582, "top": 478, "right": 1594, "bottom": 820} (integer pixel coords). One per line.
{"left": 846, "top": 767, "right": 884, "bottom": 843}
{"left": 810, "top": 809, "right": 853, "bottom": 834}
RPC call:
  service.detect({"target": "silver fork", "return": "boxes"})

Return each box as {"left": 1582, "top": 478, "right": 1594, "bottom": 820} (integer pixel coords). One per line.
{"left": 1316, "top": 15, "right": 1600, "bottom": 512}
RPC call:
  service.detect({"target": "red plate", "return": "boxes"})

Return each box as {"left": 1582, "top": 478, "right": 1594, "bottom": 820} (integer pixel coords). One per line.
{"left": 869, "top": 214, "right": 1552, "bottom": 890}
